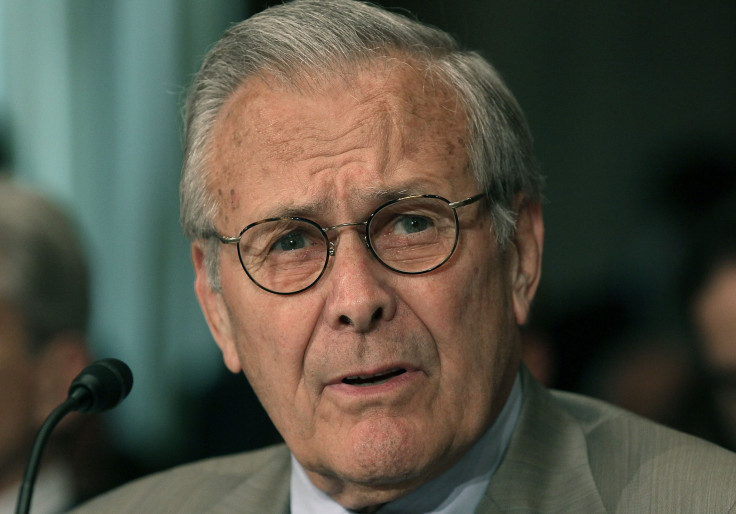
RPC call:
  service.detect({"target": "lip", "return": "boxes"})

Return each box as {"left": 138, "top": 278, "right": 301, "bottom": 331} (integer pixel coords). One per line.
{"left": 325, "top": 364, "right": 422, "bottom": 399}
{"left": 342, "top": 367, "right": 407, "bottom": 386}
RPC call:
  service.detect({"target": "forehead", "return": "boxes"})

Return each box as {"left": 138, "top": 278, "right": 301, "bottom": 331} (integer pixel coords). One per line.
{"left": 207, "top": 61, "right": 472, "bottom": 223}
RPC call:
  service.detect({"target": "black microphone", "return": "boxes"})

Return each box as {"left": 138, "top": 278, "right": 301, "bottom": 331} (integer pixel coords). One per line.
{"left": 15, "top": 358, "right": 134, "bottom": 514}
{"left": 67, "top": 358, "right": 134, "bottom": 413}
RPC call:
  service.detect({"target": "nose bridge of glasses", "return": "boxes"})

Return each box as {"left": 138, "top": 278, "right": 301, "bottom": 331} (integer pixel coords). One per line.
{"left": 323, "top": 220, "right": 370, "bottom": 257}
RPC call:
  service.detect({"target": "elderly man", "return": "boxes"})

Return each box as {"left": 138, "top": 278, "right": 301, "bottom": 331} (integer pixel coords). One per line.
{"left": 74, "top": 0, "right": 736, "bottom": 512}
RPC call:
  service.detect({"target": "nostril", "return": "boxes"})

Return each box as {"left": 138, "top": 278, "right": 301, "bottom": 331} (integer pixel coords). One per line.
{"left": 371, "top": 307, "right": 383, "bottom": 323}
{"left": 338, "top": 308, "right": 382, "bottom": 328}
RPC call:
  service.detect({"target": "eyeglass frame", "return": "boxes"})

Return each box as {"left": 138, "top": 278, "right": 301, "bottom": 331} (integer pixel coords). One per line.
{"left": 206, "top": 192, "right": 487, "bottom": 295}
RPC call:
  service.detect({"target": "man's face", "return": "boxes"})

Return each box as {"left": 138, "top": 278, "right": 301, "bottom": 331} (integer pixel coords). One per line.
{"left": 194, "top": 63, "right": 542, "bottom": 507}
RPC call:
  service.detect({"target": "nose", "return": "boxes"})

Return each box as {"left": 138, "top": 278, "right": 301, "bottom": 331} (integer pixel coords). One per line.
{"left": 323, "top": 229, "right": 396, "bottom": 332}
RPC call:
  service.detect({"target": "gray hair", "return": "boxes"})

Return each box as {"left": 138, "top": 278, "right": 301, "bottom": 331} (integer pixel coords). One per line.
{"left": 180, "top": 0, "right": 542, "bottom": 290}
{"left": 0, "top": 178, "right": 89, "bottom": 349}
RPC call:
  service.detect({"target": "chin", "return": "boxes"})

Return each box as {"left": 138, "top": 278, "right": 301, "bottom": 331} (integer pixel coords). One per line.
{"left": 323, "top": 455, "right": 428, "bottom": 512}
{"left": 337, "top": 415, "right": 441, "bottom": 486}
{"left": 303, "top": 415, "right": 461, "bottom": 509}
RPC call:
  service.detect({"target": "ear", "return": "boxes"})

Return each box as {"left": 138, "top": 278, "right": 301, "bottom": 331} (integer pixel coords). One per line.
{"left": 192, "top": 242, "right": 242, "bottom": 373}
{"left": 508, "top": 197, "right": 544, "bottom": 326}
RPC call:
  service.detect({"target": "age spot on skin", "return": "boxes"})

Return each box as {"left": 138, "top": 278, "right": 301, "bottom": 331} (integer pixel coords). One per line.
{"left": 230, "top": 188, "right": 240, "bottom": 210}
{"left": 445, "top": 140, "right": 456, "bottom": 156}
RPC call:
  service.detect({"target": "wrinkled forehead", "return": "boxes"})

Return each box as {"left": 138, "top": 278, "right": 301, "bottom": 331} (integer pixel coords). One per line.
{"left": 206, "top": 60, "right": 472, "bottom": 221}
{"left": 219, "top": 58, "right": 466, "bottom": 139}
{"left": 246, "top": 54, "right": 464, "bottom": 110}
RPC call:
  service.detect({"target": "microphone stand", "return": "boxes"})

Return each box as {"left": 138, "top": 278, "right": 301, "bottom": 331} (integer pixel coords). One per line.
{"left": 15, "top": 358, "right": 133, "bottom": 514}
{"left": 15, "top": 388, "right": 88, "bottom": 514}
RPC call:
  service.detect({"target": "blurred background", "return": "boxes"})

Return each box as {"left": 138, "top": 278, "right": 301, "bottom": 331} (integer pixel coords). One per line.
{"left": 1, "top": 0, "right": 734, "bottom": 486}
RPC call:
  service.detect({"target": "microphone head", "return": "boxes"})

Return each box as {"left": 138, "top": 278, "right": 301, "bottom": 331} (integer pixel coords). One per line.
{"left": 68, "top": 358, "right": 134, "bottom": 413}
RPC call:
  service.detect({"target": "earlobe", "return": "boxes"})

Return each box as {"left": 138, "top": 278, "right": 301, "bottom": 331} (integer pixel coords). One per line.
{"left": 192, "top": 243, "right": 242, "bottom": 373}
{"left": 509, "top": 198, "right": 544, "bottom": 326}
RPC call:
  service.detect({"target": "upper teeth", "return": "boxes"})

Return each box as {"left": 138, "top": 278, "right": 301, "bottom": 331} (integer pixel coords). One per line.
{"left": 343, "top": 368, "right": 406, "bottom": 385}
{"left": 346, "top": 369, "right": 398, "bottom": 380}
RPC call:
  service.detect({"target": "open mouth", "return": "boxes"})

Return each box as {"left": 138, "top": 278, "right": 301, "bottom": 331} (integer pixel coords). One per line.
{"left": 342, "top": 368, "right": 407, "bottom": 386}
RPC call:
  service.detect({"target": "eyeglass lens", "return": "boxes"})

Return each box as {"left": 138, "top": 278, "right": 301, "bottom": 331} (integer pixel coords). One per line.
{"left": 237, "top": 196, "right": 459, "bottom": 294}
{"left": 239, "top": 218, "right": 329, "bottom": 294}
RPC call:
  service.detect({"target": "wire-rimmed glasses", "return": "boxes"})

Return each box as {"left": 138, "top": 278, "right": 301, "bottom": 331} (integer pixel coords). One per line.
{"left": 207, "top": 193, "right": 486, "bottom": 295}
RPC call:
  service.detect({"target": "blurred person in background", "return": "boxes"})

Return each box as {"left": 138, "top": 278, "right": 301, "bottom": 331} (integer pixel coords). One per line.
{"left": 0, "top": 177, "right": 133, "bottom": 513}
{"left": 585, "top": 157, "right": 736, "bottom": 450}
{"left": 620, "top": 152, "right": 736, "bottom": 449}
{"left": 676, "top": 190, "right": 736, "bottom": 450}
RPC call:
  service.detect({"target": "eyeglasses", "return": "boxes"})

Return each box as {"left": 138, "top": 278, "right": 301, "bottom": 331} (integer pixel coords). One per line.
{"left": 208, "top": 193, "right": 486, "bottom": 295}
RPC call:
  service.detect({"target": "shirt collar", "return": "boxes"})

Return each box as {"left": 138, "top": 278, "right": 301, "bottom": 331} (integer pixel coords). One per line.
{"left": 290, "top": 372, "right": 523, "bottom": 514}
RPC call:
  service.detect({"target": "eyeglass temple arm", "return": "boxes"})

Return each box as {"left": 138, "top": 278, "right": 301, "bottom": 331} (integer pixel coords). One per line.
{"left": 203, "top": 231, "right": 240, "bottom": 245}
{"left": 448, "top": 193, "right": 486, "bottom": 209}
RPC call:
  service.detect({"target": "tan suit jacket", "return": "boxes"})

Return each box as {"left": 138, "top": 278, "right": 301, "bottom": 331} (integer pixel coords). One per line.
{"left": 72, "top": 369, "right": 736, "bottom": 513}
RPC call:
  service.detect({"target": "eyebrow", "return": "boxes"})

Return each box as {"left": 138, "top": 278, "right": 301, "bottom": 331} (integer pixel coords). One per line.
{"left": 263, "top": 197, "right": 331, "bottom": 220}
{"left": 365, "top": 184, "right": 433, "bottom": 202}
{"left": 259, "top": 184, "right": 426, "bottom": 221}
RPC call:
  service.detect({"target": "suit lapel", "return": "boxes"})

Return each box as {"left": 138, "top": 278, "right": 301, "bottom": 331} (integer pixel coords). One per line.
{"left": 476, "top": 368, "right": 607, "bottom": 513}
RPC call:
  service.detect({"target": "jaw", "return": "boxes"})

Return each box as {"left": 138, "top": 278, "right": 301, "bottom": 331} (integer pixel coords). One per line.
{"left": 301, "top": 414, "right": 438, "bottom": 510}
{"left": 298, "top": 347, "right": 521, "bottom": 510}
{"left": 293, "top": 383, "right": 487, "bottom": 508}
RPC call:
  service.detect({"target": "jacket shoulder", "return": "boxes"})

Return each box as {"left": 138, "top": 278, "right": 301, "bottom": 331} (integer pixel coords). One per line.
{"left": 551, "top": 389, "right": 736, "bottom": 512}
{"left": 70, "top": 444, "right": 291, "bottom": 514}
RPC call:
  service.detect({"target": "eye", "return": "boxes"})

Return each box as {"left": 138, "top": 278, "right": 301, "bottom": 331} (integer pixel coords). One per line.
{"left": 394, "top": 214, "right": 432, "bottom": 234}
{"left": 272, "top": 230, "right": 309, "bottom": 252}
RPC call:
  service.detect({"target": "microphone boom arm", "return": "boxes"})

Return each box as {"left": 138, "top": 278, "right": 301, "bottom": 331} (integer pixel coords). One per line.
{"left": 15, "top": 358, "right": 133, "bottom": 514}
{"left": 15, "top": 388, "right": 88, "bottom": 514}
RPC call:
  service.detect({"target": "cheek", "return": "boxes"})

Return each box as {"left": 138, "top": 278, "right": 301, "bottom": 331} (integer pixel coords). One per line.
{"left": 224, "top": 287, "right": 324, "bottom": 425}
{"left": 415, "top": 244, "right": 516, "bottom": 381}
{"left": 428, "top": 241, "right": 510, "bottom": 331}
{"left": 220, "top": 255, "right": 318, "bottom": 364}
{"left": 232, "top": 298, "right": 314, "bottom": 377}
